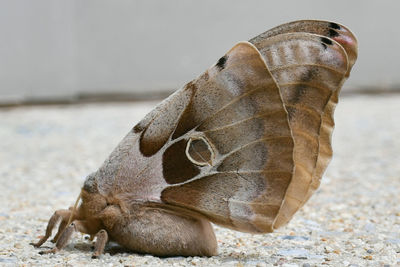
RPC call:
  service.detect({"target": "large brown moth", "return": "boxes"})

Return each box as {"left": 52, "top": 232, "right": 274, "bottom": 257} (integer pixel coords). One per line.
{"left": 31, "top": 20, "right": 358, "bottom": 257}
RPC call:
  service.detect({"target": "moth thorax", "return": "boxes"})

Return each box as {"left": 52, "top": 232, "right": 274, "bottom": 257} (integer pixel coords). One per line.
{"left": 185, "top": 136, "right": 215, "bottom": 166}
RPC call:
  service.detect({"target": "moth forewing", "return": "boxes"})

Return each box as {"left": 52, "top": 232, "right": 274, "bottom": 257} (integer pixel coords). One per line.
{"left": 161, "top": 42, "right": 295, "bottom": 233}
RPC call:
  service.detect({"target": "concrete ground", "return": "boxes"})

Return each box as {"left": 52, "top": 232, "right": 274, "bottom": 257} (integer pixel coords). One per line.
{"left": 0, "top": 94, "right": 399, "bottom": 266}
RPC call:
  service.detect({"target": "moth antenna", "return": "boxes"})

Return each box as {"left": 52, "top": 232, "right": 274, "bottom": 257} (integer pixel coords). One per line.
{"left": 67, "top": 190, "right": 82, "bottom": 226}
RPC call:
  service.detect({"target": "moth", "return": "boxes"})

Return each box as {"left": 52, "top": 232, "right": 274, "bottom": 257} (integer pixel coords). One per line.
{"left": 31, "top": 20, "right": 358, "bottom": 257}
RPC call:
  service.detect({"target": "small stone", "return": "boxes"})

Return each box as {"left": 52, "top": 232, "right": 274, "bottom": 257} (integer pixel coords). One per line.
{"left": 363, "top": 223, "right": 376, "bottom": 232}
{"left": 302, "top": 264, "right": 311, "bottom": 267}
{"left": 275, "top": 258, "right": 286, "bottom": 265}
{"left": 281, "top": 235, "right": 309, "bottom": 241}
{"left": 366, "top": 249, "right": 373, "bottom": 254}
{"left": 294, "top": 256, "right": 308, "bottom": 260}
{"left": 363, "top": 255, "right": 373, "bottom": 260}
{"left": 277, "top": 248, "right": 309, "bottom": 258}
{"left": 324, "top": 246, "right": 333, "bottom": 253}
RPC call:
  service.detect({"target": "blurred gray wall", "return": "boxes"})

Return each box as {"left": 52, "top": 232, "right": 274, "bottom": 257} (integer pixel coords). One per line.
{"left": 1, "top": 0, "right": 399, "bottom": 102}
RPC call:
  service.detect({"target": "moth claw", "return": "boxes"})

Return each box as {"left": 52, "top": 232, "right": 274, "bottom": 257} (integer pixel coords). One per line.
{"left": 38, "top": 248, "right": 58, "bottom": 255}
{"left": 29, "top": 242, "right": 40, "bottom": 248}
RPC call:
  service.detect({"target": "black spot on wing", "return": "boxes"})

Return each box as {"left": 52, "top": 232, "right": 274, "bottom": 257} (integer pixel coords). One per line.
{"left": 132, "top": 123, "right": 145, "bottom": 133}
{"left": 216, "top": 55, "right": 228, "bottom": 70}
{"left": 329, "top": 22, "right": 341, "bottom": 30}
{"left": 329, "top": 29, "right": 339, "bottom": 38}
{"left": 320, "top": 37, "right": 333, "bottom": 49}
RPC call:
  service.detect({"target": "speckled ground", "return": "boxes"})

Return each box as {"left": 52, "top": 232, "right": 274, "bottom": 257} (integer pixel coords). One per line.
{"left": 0, "top": 95, "right": 399, "bottom": 267}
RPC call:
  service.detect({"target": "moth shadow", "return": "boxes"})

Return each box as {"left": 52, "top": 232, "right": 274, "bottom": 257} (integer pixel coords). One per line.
{"left": 69, "top": 240, "right": 132, "bottom": 255}
{"left": 104, "top": 245, "right": 189, "bottom": 258}
{"left": 67, "top": 241, "right": 94, "bottom": 253}
{"left": 105, "top": 243, "right": 132, "bottom": 255}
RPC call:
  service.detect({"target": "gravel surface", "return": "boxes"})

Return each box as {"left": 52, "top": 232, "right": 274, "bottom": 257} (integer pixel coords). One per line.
{"left": 0, "top": 95, "right": 399, "bottom": 266}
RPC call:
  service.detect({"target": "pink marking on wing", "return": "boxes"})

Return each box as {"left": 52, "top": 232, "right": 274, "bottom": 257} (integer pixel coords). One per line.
{"left": 333, "top": 35, "right": 356, "bottom": 47}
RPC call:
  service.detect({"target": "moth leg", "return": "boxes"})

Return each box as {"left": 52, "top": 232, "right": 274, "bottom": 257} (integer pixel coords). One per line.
{"left": 51, "top": 207, "right": 76, "bottom": 243}
{"left": 39, "top": 220, "right": 92, "bottom": 255}
{"left": 30, "top": 209, "right": 71, "bottom": 248}
{"left": 51, "top": 219, "right": 68, "bottom": 243}
{"left": 91, "top": 229, "right": 108, "bottom": 259}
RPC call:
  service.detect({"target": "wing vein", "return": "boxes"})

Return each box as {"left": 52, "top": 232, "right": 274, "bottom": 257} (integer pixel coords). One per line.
{"left": 268, "top": 63, "right": 347, "bottom": 75}
{"left": 203, "top": 110, "right": 285, "bottom": 133}
{"left": 198, "top": 85, "right": 281, "bottom": 128}
{"left": 278, "top": 81, "right": 335, "bottom": 94}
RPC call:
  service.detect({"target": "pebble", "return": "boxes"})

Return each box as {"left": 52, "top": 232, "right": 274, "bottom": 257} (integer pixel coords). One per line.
{"left": 277, "top": 249, "right": 309, "bottom": 257}
{"left": 1, "top": 95, "right": 400, "bottom": 266}
{"left": 13, "top": 243, "right": 22, "bottom": 249}
{"left": 280, "top": 236, "right": 309, "bottom": 241}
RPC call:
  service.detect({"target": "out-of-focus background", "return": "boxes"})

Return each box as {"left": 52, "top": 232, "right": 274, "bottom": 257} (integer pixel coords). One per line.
{"left": 0, "top": 0, "right": 399, "bottom": 104}
{"left": 1, "top": 1, "right": 400, "bottom": 267}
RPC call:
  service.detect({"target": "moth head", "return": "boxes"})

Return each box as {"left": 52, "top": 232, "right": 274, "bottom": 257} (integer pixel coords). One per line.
{"left": 83, "top": 172, "right": 99, "bottom": 194}
{"left": 80, "top": 174, "right": 108, "bottom": 218}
